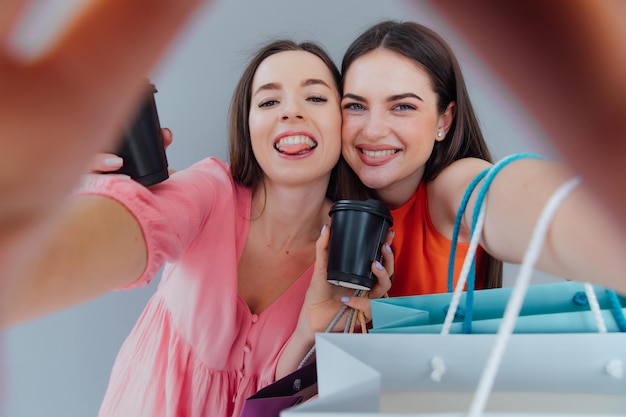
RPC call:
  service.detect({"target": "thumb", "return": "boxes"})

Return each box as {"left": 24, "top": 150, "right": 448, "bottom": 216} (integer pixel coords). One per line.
{"left": 313, "top": 223, "right": 330, "bottom": 277}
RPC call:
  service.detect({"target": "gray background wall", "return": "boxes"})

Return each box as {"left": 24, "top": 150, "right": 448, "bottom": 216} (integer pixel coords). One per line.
{"left": 1, "top": 1, "right": 562, "bottom": 416}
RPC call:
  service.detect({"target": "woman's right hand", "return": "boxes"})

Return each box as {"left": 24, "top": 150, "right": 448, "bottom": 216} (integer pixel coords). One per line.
{"left": 88, "top": 127, "right": 173, "bottom": 173}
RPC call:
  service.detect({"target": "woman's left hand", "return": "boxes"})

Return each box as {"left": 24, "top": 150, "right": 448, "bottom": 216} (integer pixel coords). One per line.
{"left": 298, "top": 223, "right": 394, "bottom": 334}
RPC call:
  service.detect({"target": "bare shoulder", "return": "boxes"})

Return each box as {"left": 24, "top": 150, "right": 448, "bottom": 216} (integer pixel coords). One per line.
{"left": 427, "top": 158, "right": 492, "bottom": 238}
{"left": 430, "top": 158, "right": 492, "bottom": 205}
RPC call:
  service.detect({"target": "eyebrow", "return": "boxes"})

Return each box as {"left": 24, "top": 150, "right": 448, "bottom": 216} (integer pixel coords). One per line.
{"left": 254, "top": 78, "right": 332, "bottom": 96}
{"left": 342, "top": 92, "right": 424, "bottom": 102}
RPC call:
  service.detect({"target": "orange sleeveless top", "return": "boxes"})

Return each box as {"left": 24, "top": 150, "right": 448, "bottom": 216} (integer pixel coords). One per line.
{"left": 387, "top": 182, "right": 486, "bottom": 297}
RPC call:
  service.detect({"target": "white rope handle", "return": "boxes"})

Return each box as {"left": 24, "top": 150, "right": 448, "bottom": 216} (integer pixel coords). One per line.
{"left": 583, "top": 282, "right": 608, "bottom": 333}
{"left": 468, "top": 176, "right": 581, "bottom": 417}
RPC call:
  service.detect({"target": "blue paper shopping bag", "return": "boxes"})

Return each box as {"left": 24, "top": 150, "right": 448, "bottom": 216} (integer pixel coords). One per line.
{"left": 370, "top": 281, "right": 626, "bottom": 334}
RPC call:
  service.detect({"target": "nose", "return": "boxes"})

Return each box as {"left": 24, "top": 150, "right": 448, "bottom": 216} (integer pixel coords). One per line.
{"left": 280, "top": 98, "right": 305, "bottom": 121}
{"left": 281, "top": 113, "right": 304, "bottom": 120}
{"left": 362, "top": 110, "right": 389, "bottom": 140}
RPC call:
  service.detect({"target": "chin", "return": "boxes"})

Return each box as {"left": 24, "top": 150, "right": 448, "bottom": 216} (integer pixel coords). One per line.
{"left": 359, "top": 172, "right": 392, "bottom": 191}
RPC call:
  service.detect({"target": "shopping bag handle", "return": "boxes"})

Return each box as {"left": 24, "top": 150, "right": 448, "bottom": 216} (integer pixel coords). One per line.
{"left": 297, "top": 289, "right": 366, "bottom": 370}
{"left": 447, "top": 153, "right": 545, "bottom": 332}
{"left": 446, "top": 153, "right": 626, "bottom": 334}
{"left": 467, "top": 175, "right": 582, "bottom": 417}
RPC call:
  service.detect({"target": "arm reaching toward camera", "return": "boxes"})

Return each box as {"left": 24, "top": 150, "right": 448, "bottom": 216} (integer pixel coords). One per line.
{"left": 0, "top": 0, "right": 210, "bottom": 316}
{"left": 426, "top": 0, "right": 626, "bottom": 236}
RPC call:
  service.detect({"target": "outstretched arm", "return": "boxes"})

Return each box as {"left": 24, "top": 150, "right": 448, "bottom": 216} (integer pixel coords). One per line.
{"left": 425, "top": 0, "right": 626, "bottom": 236}
{"left": 0, "top": 0, "right": 209, "bottom": 316}
{"left": 2, "top": 194, "right": 148, "bottom": 327}
{"left": 432, "top": 157, "right": 626, "bottom": 295}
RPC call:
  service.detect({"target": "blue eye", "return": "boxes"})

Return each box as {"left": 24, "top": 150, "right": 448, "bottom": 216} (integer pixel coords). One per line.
{"left": 343, "top": 102, "right": 365, "bottom": 111}
{"left": 393, "top": 103, "right": 416, "bottom": 111}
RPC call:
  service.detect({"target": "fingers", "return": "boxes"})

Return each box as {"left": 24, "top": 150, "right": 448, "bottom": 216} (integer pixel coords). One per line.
{"left": 88, "top": 128, "right": 170, "bottom": 173}
{"left": 162, "top": 127, "right": 173, "bottom": 149}
{"left": 88, "top": 153, "right": 123, "bottom": 173}
{"left": 341, "top": 296, "right": 372, "bottom": 323}
{"left": 368, "top": 238, "right": 394, "bottom": 299}
{"left": 380, "top": 240, "right": 394, "bottom": 278}
{"left": 44, "top": 1, "right": 205, "bottom": 72}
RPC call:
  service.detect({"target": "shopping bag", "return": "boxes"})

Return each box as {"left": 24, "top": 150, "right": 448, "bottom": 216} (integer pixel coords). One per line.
{"left": 370, "top": 281, "right": 626, "bottom": 334}
{"left": 282, "top": 332, "right": 626, "bottom": 416}
{"left": 239, "top": 361, "right": 318, "bottom": 417}
{"left": 282, "top": 167, "right": 626, "bottom": 416}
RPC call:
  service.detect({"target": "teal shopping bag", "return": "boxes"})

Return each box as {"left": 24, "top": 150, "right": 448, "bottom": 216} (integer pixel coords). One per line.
{"left": 370, "top": 281, "right": 626, "bottom": 334}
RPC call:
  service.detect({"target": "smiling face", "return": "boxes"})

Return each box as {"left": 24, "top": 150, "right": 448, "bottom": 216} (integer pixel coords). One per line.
{"left": 341, "top": 48, "right": 454, "bottom": 207}
{"left": 248, "top": 50, "right": 342, "bottom": 188}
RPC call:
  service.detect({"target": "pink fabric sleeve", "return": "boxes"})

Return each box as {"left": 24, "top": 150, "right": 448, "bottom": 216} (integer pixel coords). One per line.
{"left": 75, "top": 159, "right": 224, "bottom": 289}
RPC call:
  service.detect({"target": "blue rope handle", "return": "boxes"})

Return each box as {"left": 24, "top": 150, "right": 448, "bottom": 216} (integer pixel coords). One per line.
{"left": 446, "top": 153, "right": 545, "bottom": 333}
{"left": 447, "top": 168, "right": 489, "bottom": 293}
{"left": 605, "top": 289, "right": 626, "bottom": 332}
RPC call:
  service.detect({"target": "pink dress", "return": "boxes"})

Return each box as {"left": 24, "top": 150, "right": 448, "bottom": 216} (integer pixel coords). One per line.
{"left": 79, "top": 157, "right": 313, "bottom": 417}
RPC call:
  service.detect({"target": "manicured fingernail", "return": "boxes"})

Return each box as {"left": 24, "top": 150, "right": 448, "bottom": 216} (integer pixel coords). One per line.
{"left": 320, "top": 224, "right": 327, "bottom": 236}
{"left": 385, "top": 243, "right": 392, "bottom": 253}
{"left": 375, "top": 261, "right": 384, "bottom": 271}
{"left": 104, "top": 156, "right": 123, "bottom": 167}
{"left": 341, "top": 297, "right": 350, "bottom": 303}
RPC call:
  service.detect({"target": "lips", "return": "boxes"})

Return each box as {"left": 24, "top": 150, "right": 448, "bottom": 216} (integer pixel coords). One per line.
{"left": 274, "top": 135, "right": 318, "bottom": 155}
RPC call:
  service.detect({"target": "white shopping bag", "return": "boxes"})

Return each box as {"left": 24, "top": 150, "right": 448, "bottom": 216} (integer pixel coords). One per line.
{"left": 281, "top": 332, "right": 626, "bottom": 416}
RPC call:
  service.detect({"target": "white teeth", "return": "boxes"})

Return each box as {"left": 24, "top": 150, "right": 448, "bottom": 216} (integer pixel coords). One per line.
{"left": 275, "top": 135, "right": 317, "bottom": 148}
{"left": 361, "top": 149, "right": 397, "bottom": 157}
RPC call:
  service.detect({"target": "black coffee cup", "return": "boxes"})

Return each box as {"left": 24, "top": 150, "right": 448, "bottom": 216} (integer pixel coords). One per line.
{"left": 327, "top": 199, "right": 393, "bottom": 290}
{"left": 108, "top": 81, "right": 169, "bottom": 187}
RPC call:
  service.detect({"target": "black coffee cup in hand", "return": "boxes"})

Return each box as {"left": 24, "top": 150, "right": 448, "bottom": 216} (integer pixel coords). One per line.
{"left": 108, "top": 81, "right": 169, "bottom": 187}
{"left": 327, "top": 199, "right": 393, "bottom": 291}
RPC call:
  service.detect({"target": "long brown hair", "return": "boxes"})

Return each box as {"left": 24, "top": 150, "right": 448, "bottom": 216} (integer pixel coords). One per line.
{"left": 341, "top": 20, "right": 502, "bottom": 288}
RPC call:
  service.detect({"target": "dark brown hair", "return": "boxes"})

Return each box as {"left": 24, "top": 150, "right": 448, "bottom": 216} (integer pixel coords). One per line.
{"left": 341, "top": 20, "right": 502, "bottom": 288}
{"left": 228, "top": 39, "right": 356, "bottom": 201}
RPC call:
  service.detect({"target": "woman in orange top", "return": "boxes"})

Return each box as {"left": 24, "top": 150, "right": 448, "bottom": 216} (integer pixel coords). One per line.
{"left": 339, "top": 20, "right": 626, "bottom": 313}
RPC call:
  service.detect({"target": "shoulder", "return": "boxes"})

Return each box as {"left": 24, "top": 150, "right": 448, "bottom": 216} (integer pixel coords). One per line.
{"left": 167, "top": 157, "right": 236, "bottom": 193}
{"left": 427, "top": 158, "right": 492, "bottom": 236}
{"left": 187, "top": 156, "right": 232, "bottom": 178}
{"left": 430, "top": 158, "right": 492, "bottom": 207}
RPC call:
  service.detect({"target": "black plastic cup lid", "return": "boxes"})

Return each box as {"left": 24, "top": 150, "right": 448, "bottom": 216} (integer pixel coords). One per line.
{"left": 329, "top": 199, "right": 393, "bottom": 225}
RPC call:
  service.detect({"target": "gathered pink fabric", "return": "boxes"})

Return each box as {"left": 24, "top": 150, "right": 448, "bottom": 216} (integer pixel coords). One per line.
{"left": 78, "top": 157, "right": 312, "bottom": 417}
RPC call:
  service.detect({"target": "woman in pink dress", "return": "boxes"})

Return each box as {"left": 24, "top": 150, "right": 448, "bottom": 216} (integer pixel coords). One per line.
{"left": 6, "top": 40, "right": 393, "bottom": 417}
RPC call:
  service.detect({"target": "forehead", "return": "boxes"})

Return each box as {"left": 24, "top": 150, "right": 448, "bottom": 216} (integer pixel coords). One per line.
{"left": 252, "top": 50, "right": 336, "bottom": 90}
{"left": 344, "top": 48, "right": 433, "bottom": 91}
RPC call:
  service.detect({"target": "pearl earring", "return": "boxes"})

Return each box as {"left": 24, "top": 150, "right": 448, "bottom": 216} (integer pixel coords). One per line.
{"left": 437, "top": 132, "right": 443, "bottom": 138}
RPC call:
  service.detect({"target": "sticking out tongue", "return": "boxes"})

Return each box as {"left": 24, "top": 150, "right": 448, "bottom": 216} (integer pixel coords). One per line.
{"left": 277, "top": 143, "right": 312, "bottom": 155}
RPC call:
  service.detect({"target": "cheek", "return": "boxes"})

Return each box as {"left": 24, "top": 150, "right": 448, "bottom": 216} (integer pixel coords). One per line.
{"left": 341, "top": 117, "right": 359, "bottom": 145}
{"left": 322, "top": 111, "right": 342, "bottom": 148}
{"left": 247, "top": 112, "right": 263, "bottom": 138}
